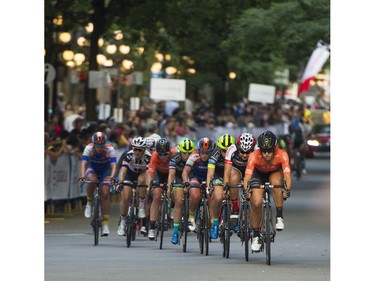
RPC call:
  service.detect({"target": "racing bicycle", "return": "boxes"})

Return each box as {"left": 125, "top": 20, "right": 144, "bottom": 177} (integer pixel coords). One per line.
{"left": 195, "top": 181, "right": 210, "bottom": 256}
{"left": 154, "top": 182, "right": 172, "bottom": 249}
{"left": 248, "top": 180, "right": 288, "bottom": 265}
{"left": 116, "top": 180, "right": 149, "bottom": 248}
{"left": 80, "top": 179, "right": 112, "bottom": 246}
{"left": 220, "top": 183, "right": 243, "bottom": 259}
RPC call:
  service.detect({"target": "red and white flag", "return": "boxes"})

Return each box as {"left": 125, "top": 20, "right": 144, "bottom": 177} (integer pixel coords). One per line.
{"left": 299, "top": 41, "right": 330, "bottom": 96}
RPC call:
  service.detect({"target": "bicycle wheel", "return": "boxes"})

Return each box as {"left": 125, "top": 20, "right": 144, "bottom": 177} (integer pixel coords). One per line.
{"left": 241, "top": 200, "right": 250, "bottom": 261}
{"left": 219, "top": 201, "right": 226, "bottom": 258}
{"left": 92, "top": 195, "right": 100, "bottom": 246}
{"left": 223, "top": 200, "right": 231, "bottom": 258}
{"left": 126, "top": 206, "right": 135, "bottom": 248}
{"left": 265, "top": 202, "right": 272, "bottom": 265}
{"left": 197, "top": 205, "right": 204, "bottom": 254}
{"left": 203, "top": 200, "right": 210, "bottom": 256}
{"left": 295, "top": 152, "right": 302, "bottom": 179}
{"left": 159, "top": 197, "right": 167, "bottom": 249}
{"left": 182, "top": 194, "right": 189, "bottom": 253}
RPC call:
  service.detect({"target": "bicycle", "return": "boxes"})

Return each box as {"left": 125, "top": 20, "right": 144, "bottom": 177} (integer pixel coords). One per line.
{"left": 172, "top": 183, "right": 190, "bottom": 252}
{"left": 116, "top": 180, "right": 149, "bottom": 248}
{"left": 219, "top": 183, "right": 243, "bottom": 259}
{"left": 195, "top": 181, "right": 210, "bottom": 256}
{"left": 294, "top": 151, "right": 303, "bottom": 180}
{"left": 238, "top": 186, "right": 251, "bottom": 261}
{"left": 154, "top": 182, "right": 171, "bottom": 249}
{"left": 248, "top": 180, "right": 288, "bottom": 265}
{"left": 80, "top": 179, "right": 112, "bottom": 246}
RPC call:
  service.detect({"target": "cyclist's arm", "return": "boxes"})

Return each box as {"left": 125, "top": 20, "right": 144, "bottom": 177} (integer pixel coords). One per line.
{"left": 182, "top": 165, "right": 192, "bottom": 183}
{"left": 280, "top": 149, "right": 292, "bottom": 190}
{"left": 80, "top": 160, "right": 88, "bottom": 178}
{"left": 223, "top": 162, "right": 232, "bottom": 185}
{"left": 109, "top": 162, "right": 117, "bottom": 179}
{"left": 206, "top": 164, "right": 215, "bottom": 186}
{"left": 167, "top": 166, "right": 176, "bottom": 187}
{"left": 118, "top": 166, "right": 128, "bottom": 182}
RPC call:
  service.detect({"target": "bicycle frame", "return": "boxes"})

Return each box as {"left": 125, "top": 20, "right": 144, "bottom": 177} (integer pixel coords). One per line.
{"left": 238, "top": 187, "right": 250, "bottom": 261}
{"left": 177, "top": 184, "right": 189, "bottom": 253}
{"left": 196, "top": 182, "right": 210, "bottom": 256}
{"left": 155, "top": 182, "right": 170, "bottom": 249}
{"left": 81, "top": 180, "right": 111, "bottom": 246}
{"left": 117, "top": 180, "right": 148, "bottom": 248}
{"left": 249, "top": 181, "right": 286, "bottom": 265}
{"left": 220, "top": 183, "right": 243, "bottom": 259}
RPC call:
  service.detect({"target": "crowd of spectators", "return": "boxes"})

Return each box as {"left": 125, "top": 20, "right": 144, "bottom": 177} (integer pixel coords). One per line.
{"left": 45, "top": 88, "right": 330, "bottom": 162}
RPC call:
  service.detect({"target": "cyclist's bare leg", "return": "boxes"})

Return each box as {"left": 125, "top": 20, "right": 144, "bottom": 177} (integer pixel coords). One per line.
{"left": 137, "top": 173, "right": 148, "bottom": 214}
{"left": 84, "top": 169, "right": 97, "bottom": 204}
{"left": 101, "top": 182, "right": 111, "bottom": 224}
{"left": 210, "top": 184, "right": 224, "bottom": 222}
{"left": 149, "top": 186, "right": 162, "bottom": 222}
{"left": 188, "top": 181, "right": 201, "bottom": 215}
{"left": 270, "top": 171, "right": 284, "bottom": 209}
{"left": 249, "top": 188, "right": 263, "bottom": 229}
{"left": 172, "top": 188, "right": 184, "bottom": 223}
{"left": 119, "top": 186, "right": 132, "bottom": 216}
{"left": 229, "top": 169, "right": 242, "bottom": 212}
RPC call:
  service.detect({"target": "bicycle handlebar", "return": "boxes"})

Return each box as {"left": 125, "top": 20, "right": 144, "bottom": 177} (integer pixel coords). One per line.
{"left": 116, "top": 180, "right": 149, "bottom": 192}
{"left": 248, "top": 180, "right": 287, "bottom": 191}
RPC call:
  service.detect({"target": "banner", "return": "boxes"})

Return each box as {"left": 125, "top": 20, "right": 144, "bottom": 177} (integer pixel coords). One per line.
{"left": 299, "top": 41, "right": 330, "bottom": 96}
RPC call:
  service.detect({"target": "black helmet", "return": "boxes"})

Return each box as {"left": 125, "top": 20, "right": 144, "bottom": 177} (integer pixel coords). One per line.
{"left": 156, "top": 138, "right": 171, "bottom": 153}
{"left": 257, "top": 130, "right": 277, "bottom": 151}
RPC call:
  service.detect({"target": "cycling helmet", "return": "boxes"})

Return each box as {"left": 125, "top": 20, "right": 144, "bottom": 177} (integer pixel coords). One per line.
{"left": 217, "top": 134, "right": 235, "bottom": 150}
{"left": 156, "top": 138, "right": 171, "bottom": 153}
{"left": 178, "top": 138, "right": 196, "bottom": 153}
{"left": 236, "top": 133, "right": 256, "bottom": 153}
{"left": 131, "top": 137, "right": 147, "bottom": 149}
{"left": 257, "top": 130, "right": 277, "bottom": 151}
{"left": 92, "top": 132, "right": 107, "bottom": 145}
{"left": 197, "top": 137, "right": 215, "bottom": 154}
{"left": 145, "top": 133, "right": 161, "bottom": 149}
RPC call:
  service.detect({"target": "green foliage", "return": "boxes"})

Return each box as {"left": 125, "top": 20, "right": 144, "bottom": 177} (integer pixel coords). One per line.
{"left": 45, "top": 0, "right": 330, "bottom": 114}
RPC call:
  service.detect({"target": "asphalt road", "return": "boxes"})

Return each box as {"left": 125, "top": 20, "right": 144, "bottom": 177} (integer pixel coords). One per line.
{"left": 45, "top": 157, "right": 330, "bottom": 281}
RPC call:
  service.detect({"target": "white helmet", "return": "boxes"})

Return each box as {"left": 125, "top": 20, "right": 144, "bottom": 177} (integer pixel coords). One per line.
{"left": 236, "top": 133, "right": 256, "bottom": 153}
{"left": 145, "top": 133, "right": 161, "bottom": 150}
{"left": 131, "top": 137, "right": 147, "bottom": 149}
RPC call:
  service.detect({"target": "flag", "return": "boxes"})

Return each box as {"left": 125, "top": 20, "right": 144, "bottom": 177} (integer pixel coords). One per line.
{"left": 299, "top": 41, "right": 330, "bottom": 96}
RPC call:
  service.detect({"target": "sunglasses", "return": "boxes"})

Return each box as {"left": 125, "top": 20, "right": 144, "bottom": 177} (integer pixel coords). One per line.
{"left": 133, "top": 148, "right": 144, "bottom": 152}
{"left": 158, "top": 152, "right": 169, "bottom": 157}
{"left": 199, "top": 151, "right": 210, "bottom": 155}
{"left": 261, "top": 149, "right": 273, "bottom": 154}
{"left": 238, "top": 149, "right": 250, "bottom": 155}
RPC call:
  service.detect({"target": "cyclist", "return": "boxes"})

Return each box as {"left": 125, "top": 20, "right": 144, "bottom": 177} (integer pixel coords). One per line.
{"left": 168, "top": 138, "right": 196, "bottom": 245}
{"left": 117, "top": 137, "right": 151, "bottom": 236}
{"left": 79, "top": 132, "right": 117, "bottom": 236}
{"left": 289, "top": 117, "right": 308, "bottom": 175}
{"left": 182, "top": 137, "right": 216, "bottom": 232}
{"left": 145, "top": 133, "right": 161, "bottom": 154}
{"left": 223, "top": 133, "right": 256, "bottom": 234}
{"left": 146, "top": 138, "right": 177, "bottom": 240}
{"left": 206, "top": 134, "right": 235, "bottom": 239}
{"left": 242, "top": 130, "right": 292, "bottom": 252}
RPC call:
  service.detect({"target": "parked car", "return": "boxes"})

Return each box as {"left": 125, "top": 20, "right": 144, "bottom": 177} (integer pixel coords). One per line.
{"left": 306, "top": 124, "right": 330, "bottom": 158}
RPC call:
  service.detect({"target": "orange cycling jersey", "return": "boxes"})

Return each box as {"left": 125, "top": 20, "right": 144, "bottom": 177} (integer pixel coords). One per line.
{"left": 244, "top": 147, "right": 291, "bottom": 177}
{"left": 148, "top": 148, "right": 177, "bottom": 175}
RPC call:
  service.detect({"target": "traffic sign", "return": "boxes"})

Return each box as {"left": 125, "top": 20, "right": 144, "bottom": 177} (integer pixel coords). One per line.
{"left": 45, "top": 63, "right": 56, "bottom": 84}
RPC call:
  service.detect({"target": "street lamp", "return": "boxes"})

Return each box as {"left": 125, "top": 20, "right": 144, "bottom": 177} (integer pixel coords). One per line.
{"left": 104, "top": 41, "right": 133, "bottom": 110}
